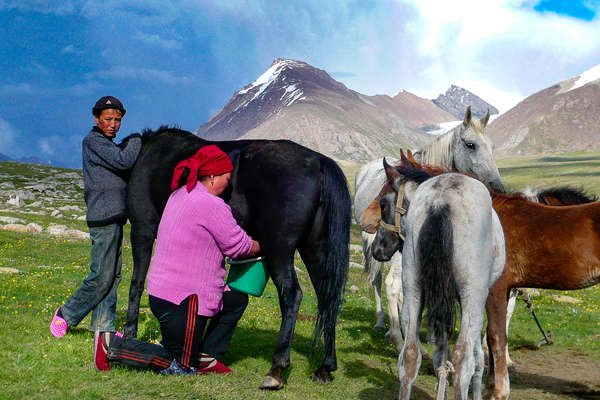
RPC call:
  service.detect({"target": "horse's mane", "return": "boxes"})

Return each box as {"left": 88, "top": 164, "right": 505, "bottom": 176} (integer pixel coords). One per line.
{"left": 417, "top": 116, "right": 490, "bottom": 168}
{"left": 536, "top": 186, "right": 597, "bottom": 205}
{"left": 395, "top": 150, "right": 527, "bottom": 204}
{"left": 140, "top": 125, "right": 189, "bottom": 142}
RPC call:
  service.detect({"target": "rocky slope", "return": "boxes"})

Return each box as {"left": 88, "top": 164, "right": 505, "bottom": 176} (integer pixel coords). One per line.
{"left": 433, "top": 84, "right": 499, "bottom": 119}
{"left": 488, "top": 64, "right": 600, "bottom": 157}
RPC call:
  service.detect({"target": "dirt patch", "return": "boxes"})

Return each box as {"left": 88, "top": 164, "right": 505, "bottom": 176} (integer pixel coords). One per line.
{"left": 508, "top": 346, "right": 600, "bottom": 399}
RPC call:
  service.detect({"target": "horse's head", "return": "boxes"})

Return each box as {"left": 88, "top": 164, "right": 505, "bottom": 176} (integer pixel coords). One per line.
{"left": 372, "top": 157, "right": 429, "bottom": 262}
{"left": 449, "top": 106, "right": 504, "bottom": 192}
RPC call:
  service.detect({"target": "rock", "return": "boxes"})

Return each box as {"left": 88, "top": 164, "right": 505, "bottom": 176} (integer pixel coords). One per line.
{"left": 50, "top": 209, "right": 63, "bottom": 218}
{"left": 349, "top": 285, "right": 360, "bottom": 294}
{"left": 58, "top": 205, "right": 82, "bottom": 212}
{"left": 26, "top": 222, "right": 42, "bottom": 233}
{"left": 551, "top": 294, "right": 582, "bottom": 304}
{"left": 6, "top": 195, "right": 24, "bottom": 207}
{"left": 0, "top": 181, "right": 15, "bottom": 189}
{"left": 349, "top": 262, "right": 364, "bottom": 269}
{"left": 349, "top": 244, "right": 363, "bottom": 252}
{"left": 27, "top": 201, "right": 43, "bottom": 208}
{"left": 76, "top": 215, "right": 87, "bottom": 221}
{"left": 1, "top": 223, "right": 39, "bottom": 233}
{"left": 0, "top": 267, "right": 19, "bottom": 274}
{"left": 46, "top": 224, "right": 90, "bottom": 240}
{"left": 0, "top": 216, "right": 25, "bottom": 224}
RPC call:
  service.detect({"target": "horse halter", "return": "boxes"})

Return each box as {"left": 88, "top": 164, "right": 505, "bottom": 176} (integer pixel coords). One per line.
{"left": 379, "top": 188, "right": 407, "bottom": 241}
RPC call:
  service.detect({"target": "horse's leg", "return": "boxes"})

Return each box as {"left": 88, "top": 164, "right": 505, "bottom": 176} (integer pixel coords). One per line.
{"left": 452, "top": 290, "right": 487, "bottom": 400}
{"left": 397, "top": 256, "right": 423, "bottom": 400}
{"left": 504, "top": 289, "right": 517, "bottom": 369}
{"left": 485, "top": 283, "right": 511, "bottom": 400}
{"left": 123, "top": 219, "right": 157, "bottom": 338}
{"left": 361, "top": 231, "right": 386, "bottom": 331}
{"left": 259, "top": 249, "right": 301, "bottom": 390}
{"left": 482, "top": 289, "right": 514, "bottom": 367}
{"left": 384, "top": 251, "right": 403, "bottom": 350}
{"left": 372, "top": 267, "right": 386, "bottom": 331}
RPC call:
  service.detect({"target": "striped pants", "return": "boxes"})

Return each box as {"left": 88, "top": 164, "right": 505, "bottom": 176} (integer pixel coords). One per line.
{"left": 107, "top": 291, "right": 248, "bottom": 371}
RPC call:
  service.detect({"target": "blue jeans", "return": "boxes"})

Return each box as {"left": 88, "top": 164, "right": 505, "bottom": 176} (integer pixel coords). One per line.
{"left": 61, "top": 223, "right": 123, "bottom": 332}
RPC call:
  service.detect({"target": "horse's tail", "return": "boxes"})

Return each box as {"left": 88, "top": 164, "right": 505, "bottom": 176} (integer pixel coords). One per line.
{"left": 313, "top": 157, "right": 351, "bottom": 356}
{"left": 361, "top": 231, "right": 382, "bottom": 285}
{"left": 418, "top": 203, "right": 457, "bottom": 344}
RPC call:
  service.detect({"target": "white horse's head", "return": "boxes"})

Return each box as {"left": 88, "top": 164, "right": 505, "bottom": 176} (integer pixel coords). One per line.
{"left": 417, "top": 106, "right": 504, "bottom": 192}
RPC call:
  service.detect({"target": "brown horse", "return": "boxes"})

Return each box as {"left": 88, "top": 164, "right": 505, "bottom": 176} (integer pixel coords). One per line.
{"left": 486, "top": 194, "right": 600, "bottom": 400}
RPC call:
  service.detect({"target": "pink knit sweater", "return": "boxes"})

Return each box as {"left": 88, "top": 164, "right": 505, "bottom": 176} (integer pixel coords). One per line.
{"left": 147, "top": 183, "right": 253, "bottom": 316}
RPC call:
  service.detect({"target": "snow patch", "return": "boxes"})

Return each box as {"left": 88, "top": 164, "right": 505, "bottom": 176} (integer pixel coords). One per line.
{"left": 425, "top": 120, "right": 461, "bottom": 135}
{"left": 568, "top": 64, "right": 600, "bottom": 92}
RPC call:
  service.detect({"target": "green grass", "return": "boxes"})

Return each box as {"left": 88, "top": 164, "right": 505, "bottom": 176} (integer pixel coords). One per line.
{"left": 1, "top": 151, "right": 599, "bottom": 399}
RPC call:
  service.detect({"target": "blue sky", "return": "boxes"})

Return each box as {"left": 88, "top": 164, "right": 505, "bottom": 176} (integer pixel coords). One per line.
{"left": 1, "top": 0, "right": 599, "bottom": 168}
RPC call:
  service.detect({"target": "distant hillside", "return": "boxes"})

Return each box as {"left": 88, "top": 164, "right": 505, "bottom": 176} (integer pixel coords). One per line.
{"left": 488, "top": 64, "right": 600, "bottom": 158}
{"left": 0, "top": 153, "right": 57, "bottom": 167}
{"left": 195, "top": 59, "right": 458, "bottom": 163}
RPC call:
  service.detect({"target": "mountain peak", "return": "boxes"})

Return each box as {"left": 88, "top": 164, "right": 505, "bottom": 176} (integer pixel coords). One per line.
{"left": 197, "top": 58, "right": 352, "bottom": 140}
{"left": 433, "top": 85, "right": 499, "bottom": 119}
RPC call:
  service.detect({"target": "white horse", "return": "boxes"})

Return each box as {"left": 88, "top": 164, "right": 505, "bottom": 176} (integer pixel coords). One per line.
{"left": 354, "top": 106, "right": 503, "bottom": 344}
{"left": 372, "top": 159, "right": 505, "bottom": 400}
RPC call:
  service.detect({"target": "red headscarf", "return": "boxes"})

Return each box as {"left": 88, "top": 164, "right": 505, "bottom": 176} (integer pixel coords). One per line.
{"left": 170, "top": 145, "right": 234, "bottom": 192}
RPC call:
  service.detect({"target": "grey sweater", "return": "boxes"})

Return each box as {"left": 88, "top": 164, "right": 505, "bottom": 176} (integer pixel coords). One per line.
{"left": 82, "top": 127, "right": 142, "bottom": 227}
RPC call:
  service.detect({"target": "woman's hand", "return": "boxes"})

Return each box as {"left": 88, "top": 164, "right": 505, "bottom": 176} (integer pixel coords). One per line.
{"left": 248, "top": 238, "right": 261, "bottom": 257}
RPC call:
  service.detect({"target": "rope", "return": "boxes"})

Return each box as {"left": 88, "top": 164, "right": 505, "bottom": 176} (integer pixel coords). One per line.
{"left": 435, "top": 360, "right": 455, "bottom": 400}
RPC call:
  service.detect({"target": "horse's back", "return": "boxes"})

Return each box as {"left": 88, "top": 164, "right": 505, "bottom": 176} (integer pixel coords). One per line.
{"left": 409, "top": 173, "right": 500, "bottom": 279}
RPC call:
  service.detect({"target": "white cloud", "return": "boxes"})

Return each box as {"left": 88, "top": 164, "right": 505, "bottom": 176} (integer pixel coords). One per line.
{"left": 134, "top": 32, "right": 182, "bottom": 50}
{"left": 60, "top": 44, "right": 76, "bottom": 54}
{"left": 94, "top": 66, "right": 192, "bottom": 85}
{"left": 0, "top": 0, "right": 77, "bottom": 14}
{"left": 0, "top": 117, "right": 18, "bottom": 156}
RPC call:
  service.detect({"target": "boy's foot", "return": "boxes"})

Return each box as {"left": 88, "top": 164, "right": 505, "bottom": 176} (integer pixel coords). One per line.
{"left": 50, "top": 307, "right": 68, "bottom": 338}
{"left": 94, "top": 330, "right": 111, "bottom": 371}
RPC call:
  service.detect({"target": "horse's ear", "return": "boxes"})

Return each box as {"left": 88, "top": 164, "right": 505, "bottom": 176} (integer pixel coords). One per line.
{"left": 400, "top": 149, "right": 407, "bottom": 161}
{"left": 463, "top": 105, "right": 472, "bottom": 127}
{"left": 383, "top": 158, "right": 402, "bottom": 190}
{"left": 406, "top": 149, "right": 418, "bottom": 167}
{"left": 480, "top": 109, "right": 490, "bottom": 129}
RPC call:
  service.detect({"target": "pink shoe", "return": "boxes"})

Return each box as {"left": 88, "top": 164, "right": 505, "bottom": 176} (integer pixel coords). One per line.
{"left": 198, "top": 360, "right": 233, "bottom": 374}
{"left": 94, "top": 331, "right": 111, "bottom": 371}
{"left": 50, "top": 307, "right": 68, "bottom": 338}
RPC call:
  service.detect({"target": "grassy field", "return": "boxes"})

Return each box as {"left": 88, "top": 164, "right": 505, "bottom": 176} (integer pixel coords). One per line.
{"left": 1, "top": 152, "right": 599, "bottom": 399}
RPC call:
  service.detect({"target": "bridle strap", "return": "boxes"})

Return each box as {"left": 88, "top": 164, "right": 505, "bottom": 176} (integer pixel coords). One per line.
{"left": 379, "top": 188, "right": 407, "bottom": 241}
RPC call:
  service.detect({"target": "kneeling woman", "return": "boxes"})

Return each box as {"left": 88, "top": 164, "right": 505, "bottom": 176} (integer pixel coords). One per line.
{"left": 94, "top": 145, "right": 260, "bottom": 374}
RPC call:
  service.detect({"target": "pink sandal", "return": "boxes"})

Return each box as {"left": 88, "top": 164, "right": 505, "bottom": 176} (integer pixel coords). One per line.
{"left": 50, "top": 307, "right": 68, "bottom": 338}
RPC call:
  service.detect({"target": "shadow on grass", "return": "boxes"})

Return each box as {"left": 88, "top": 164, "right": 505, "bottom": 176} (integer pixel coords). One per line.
{"left": 538, "top": 156, "right": 600, "bottom": 163}
{"left": 510, "top": 369, "right": 600, "bottom": 399}
{"left": 344, "top": 359, "right": 436, "bottom": 400}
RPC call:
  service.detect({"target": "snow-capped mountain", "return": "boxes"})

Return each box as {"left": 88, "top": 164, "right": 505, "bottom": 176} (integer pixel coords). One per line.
{"left": 433, "top": 85, "right": 499, "bottom": 119}
{"left": 196, "top": 59, "right": 456, "bottom": 162}
{"left": 488, "top": 64, "right": 600, "bottom": 157}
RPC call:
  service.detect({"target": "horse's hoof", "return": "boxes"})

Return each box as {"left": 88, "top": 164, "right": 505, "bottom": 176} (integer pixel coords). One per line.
{"left": 259, "top": 375, "right": 284, "bottom": 390}
{"left": 373, "top": 324, "right": 386, "bottom": 332}
{"left": 507, "top": 364, "right": 516, "bottom": 373}
{"left": 312, "top": 367, "right": 333, "bottom": 383}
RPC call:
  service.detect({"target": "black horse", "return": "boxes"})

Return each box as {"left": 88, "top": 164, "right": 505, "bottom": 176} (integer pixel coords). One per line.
{"left": 122, "top": 127, "right": 351, "bottom": 389}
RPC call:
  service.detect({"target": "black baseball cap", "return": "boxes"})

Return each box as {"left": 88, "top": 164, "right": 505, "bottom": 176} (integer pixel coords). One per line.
{"left": 92, "top": 96, "right": 126, "bottom": 117}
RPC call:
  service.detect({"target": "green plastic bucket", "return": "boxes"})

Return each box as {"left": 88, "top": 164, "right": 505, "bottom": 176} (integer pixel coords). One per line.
{"left": 226, "top": 256, "right": 268, "bottom": 297}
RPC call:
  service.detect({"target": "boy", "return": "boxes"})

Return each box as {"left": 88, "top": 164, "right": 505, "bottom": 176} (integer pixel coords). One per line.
{"left": 50, "top": 96, "right": 141, "bottom": 361}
